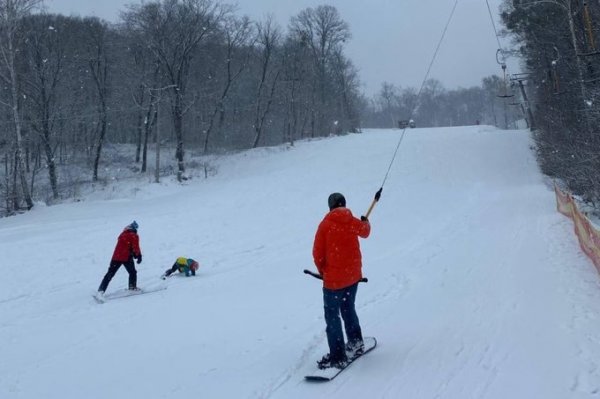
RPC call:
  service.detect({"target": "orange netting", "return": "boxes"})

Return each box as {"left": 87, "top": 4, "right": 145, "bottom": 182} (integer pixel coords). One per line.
{"left": 555, "top": 184, "right": 600, "bottom": 272}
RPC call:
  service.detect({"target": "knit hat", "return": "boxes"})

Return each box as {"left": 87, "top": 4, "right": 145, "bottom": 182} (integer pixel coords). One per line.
{"left": 328, "top": 193, "right": 346, "bottom": 210}
{"left": 127, "top": 220, "right": 139, "bottom": 231}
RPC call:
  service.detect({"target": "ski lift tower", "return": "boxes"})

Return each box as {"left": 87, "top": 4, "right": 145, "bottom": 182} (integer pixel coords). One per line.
{"left": 510, "top": 72, "right": 536, "bottom": 130}
{"left": 496, "top": 49, "right": 515, "bottom": 129}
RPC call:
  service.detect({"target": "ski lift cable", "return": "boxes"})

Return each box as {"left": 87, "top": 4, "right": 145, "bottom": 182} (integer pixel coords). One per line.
{"left": 485, "top": 0, "right": 505, "bottom": 56}
{"left": 374, "top": 0, "right": 459, "bottom": 207}
{"left": 486, "top": 0, "right": 520, "bottom": 105}
{"left": 485, "top": 0, "right": 516, "bottom": 82}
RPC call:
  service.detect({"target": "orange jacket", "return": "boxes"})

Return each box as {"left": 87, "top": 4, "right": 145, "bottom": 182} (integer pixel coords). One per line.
{"left": 313, "top": 207, "right": 370, "bottom": 290}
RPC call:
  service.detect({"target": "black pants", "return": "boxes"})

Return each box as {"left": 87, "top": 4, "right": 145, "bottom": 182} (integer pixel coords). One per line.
{"left": 164, "top": 263, "right": 179, "bottom": 277}
{"left": 98, "top": 259, "right": 137, "bottom": 292}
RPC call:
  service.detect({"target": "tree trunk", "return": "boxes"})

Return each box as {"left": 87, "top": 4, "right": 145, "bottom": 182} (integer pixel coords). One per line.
{"left": 173, "top": 92, "right": 185, "bottom": 181}
{"left": 252, "top": 70, "right": 280, "bottom": 148}
{"left": 41, "top": 113, "right": 59, "bottom": 199}
{"left": 92, "top": 107, "right": 107, "bottom": 182}
{"left": 8, "top": 37, "right": 33, "bottom": 209}
{"left": 141, "top": 105, "right": 157, "bottom": 174}
{"left": 135, "top": 112, "right": 143, "bottom": 163}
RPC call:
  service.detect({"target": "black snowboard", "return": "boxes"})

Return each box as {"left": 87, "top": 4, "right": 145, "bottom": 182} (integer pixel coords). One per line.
{"left": 305, "top": 336, "right": 377, "bottom": 382}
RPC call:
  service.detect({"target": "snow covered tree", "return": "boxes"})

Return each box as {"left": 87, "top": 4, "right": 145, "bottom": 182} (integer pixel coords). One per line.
{"left": 290, "top": 5, "right": 351, "bottom": 137}
{"left": 123, "top": 0, "right": 227, "bottom": 181}
{"left": 501, "top": 0, "right": 600, "bottom": 204}
{"left": 82, "top": 17, "right": 111, "bottom": 183}
{"left": 251, "top": 15, "right": 282, "bottom": 149}
{"left": 0, "top": 0, "right": 40, "bottom": 211}
{"left": 20, "top": 13, "right": 72, "bottom": 200}
{"left": 202, "top": 14, "right": 253, "bottom": 153}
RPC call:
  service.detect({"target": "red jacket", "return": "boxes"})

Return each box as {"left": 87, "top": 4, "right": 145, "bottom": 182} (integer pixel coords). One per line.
{"left": 111, "top": 228, "right": 141, "bottom": 262}
{"left": 313, "top": 207, "right": 370, "bottom": 290}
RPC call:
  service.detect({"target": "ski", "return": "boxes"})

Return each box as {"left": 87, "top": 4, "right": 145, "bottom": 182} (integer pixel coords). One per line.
{"left": 305, "top": 336, "right": 377, "bottom": 382}
{"left": 93, "top": 282, "right": 167, "bottom": 304}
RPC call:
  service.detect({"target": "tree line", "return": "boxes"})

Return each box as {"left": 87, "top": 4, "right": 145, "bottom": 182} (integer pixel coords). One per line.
{"left": 0, "top": 0, "right": 362, "bottom": 216}
{"left": 361, "top": 76, "right": 521, "bottom": 129}
{"left": 0, "top": 0, "right": 530, "bottom": 218}
{"left": 500, "top": 0, "right": 600, "bottom": 206}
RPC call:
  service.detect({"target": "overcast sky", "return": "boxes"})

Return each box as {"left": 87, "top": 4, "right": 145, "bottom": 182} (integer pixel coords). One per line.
{"left": 42, "top": 0, "right": 516, "bottom": 96}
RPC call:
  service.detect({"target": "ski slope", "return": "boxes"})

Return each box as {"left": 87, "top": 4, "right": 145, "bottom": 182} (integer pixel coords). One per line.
{"left": 2, "top": 126, "right": 600, "bottom": 399}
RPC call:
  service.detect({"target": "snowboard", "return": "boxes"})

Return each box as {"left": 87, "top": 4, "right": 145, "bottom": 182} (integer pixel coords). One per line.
{"left": 93, "top": 282, "right": 167, "bottom": 304}
{"left": 305, "top": 336, "right": 377, "bottom": 382}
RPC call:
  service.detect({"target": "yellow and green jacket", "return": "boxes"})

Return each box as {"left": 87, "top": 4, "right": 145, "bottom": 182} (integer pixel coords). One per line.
{"left": 174, "top": 257, "right": 197, "bottom": 276}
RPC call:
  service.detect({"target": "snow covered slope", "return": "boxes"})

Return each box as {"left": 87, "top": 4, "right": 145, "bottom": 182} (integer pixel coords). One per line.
{"left": 2, "top": 126, "right": 600, "bottom": 399}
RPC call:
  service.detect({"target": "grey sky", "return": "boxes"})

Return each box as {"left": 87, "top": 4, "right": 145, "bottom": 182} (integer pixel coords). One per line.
{"left": 43, "top": 0, "right": 516, "bottom": 96}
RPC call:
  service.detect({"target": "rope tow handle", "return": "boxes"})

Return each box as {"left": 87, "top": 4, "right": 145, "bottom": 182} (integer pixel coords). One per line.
{"left": 364, "top": 187, "right": 383, "bottom": 219}
{"left": 303, "top": 269, "right": 368, "bottom": 283}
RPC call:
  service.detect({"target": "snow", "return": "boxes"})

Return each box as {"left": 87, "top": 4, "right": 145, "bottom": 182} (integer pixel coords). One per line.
{"left": 2, "top": 125, "right": 600, "bottom": 398}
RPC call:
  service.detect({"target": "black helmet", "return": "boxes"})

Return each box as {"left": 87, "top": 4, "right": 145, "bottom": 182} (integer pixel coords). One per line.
{"left": 328, "top": 193, "right": 346, "bottom": 210}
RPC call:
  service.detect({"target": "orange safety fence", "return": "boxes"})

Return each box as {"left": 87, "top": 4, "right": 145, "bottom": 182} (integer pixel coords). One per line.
{"left": 555, "top": 184, "right": 600, "bottom": 272}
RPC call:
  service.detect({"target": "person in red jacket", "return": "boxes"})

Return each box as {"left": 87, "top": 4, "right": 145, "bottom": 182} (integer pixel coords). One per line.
{"left": 313, "top": 193, "right": 371, "bottom": 369}
{"left": 96, "top": 221, "right": 142, "bottom": 297}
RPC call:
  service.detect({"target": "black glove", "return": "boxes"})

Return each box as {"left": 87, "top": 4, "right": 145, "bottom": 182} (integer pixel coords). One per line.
{"left": 361, "top": 215, "right": 368, "bottom": 222}
{"left": 136, "top": 254, "right": 142, "bottom": 264}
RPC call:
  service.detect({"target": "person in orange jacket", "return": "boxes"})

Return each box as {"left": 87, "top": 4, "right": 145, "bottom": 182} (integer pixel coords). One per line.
{"left": 96, "top": 221, "right": 142, "bottom": 298}
{"left": 312, "top": 193, "right": 371, "bottom": 369}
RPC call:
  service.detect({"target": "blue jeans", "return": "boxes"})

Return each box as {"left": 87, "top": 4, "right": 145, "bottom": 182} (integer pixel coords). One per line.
{"left": 323, "top": 282, "right": 363, "bottom": 361}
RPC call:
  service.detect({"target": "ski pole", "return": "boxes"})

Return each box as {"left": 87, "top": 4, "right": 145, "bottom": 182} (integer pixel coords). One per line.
{"left": 303, "top": 269, "right": 368, "bottom": 283}
{"left": 364, "top": 188, "right": 383, "bottom": 219}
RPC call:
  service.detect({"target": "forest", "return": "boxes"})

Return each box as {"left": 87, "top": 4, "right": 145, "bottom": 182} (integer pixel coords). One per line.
{"left": 0, "top": 0, "right": 515, "bottom": 216}
{"left": 500, "top": 0, "right": 600, "bottom": 206}
{"left": 362, "top": 76, "right": 520, "bottom": 130}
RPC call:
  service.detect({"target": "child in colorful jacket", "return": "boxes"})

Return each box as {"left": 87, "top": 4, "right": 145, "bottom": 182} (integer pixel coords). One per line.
{"left": 161, "top": 257, "right": 199, "bottom": 279}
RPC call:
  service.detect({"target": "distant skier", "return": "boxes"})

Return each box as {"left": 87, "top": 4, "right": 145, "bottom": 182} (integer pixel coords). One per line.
{"left": 161, "top": 257, "right": 199, "bottom": 279}
{"left": 96, "top": 221, "right": 142, "bottom": 299}
{"left": 312, "top": 193, "right": 371, "bottom": 369}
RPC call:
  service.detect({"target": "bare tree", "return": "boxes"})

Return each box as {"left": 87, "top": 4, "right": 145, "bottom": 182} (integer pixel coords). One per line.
{"left": 330, "top": 48, "right": 361, "bottom": 133}
{"left": 290, "top": 5, "right": 350, "bottom": 136}
{"left": 83, "top": 18, "right": 110, "bottom": 182}
{"left": 280, "top": 36, "right": 309, "bottom": 145}
{"left": 21, "top": 14, "right": 68, "bottom": 200}
{"left": 124, "top": 0, "right": 227, "bottom": 181}
{"left": 378, "top": 82, "right": 400, "bottom": 128}
{"left": 0, "top": 0, "right": 40, "bottom": 210}
{"left": 203, "top": 15, "right": 253, "bottom": 153}
{"left": 418, "top": 79, "right": 446, "bottom": 127}
{"left": 251, "top": 15, "right": 281, "bottom": 148}
{"left": 123, "top": 33, "right": 161, "bottom": 173}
